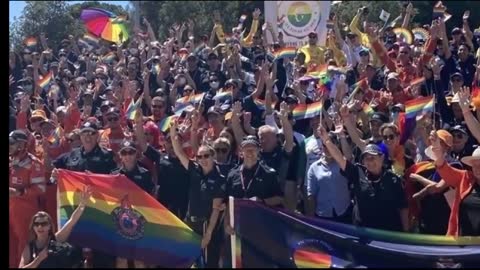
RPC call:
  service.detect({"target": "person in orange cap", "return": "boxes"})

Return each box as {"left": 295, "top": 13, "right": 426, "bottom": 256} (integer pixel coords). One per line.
{"left": 9, "top": 130, "right": 46, "bottom": 268}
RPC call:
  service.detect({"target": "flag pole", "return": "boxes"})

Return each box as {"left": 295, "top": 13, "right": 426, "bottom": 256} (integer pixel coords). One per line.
{"left": 432, "top": 94, "right": 437, "bottom": 130}
{"left": 229, "top": 196, "right": 236, "bottom": 268}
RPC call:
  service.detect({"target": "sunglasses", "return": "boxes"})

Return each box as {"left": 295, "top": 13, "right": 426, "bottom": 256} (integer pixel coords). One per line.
{"left": 196, "top": 153, "right": 211, "bottom": 160}
{"left": 67, "top": 137, "right": 80, "bottom": 143}
{"left": 120, "top": 149, "right": 136, "bottom": 156}
{"left": 184, "top": 89, "right": 193, "bottom": 93}
{"left": 215, "top": 147, "right": 229, "bottom": 154}
{"left": 152, "top": 104, "right": 164, "bottom": 109}
{"left": 399, "top": 51, "right": 408, "bottom": 54}
{"left": 451, "top": 78, "right": 463, "bottom": 82}
{"left": 360, "top": 53, "right": 369, "bottom": 57}
{"left": 33, "top": 221, "right": 49, "bottom": 227}
{"left": 80, "top": 131, "right": 97, "bottom": 136}
{"left": 210, "top": 79, "right": 219, "bottom": 83}
{"left": 107, "top": 117, "right": 119, "bottom": 122}
{"left": 383, "top": 134, "right": 396, "bottom": 141}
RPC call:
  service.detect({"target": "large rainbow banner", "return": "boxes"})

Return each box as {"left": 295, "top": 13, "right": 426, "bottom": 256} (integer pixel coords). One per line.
{"left": 57, "top": 169, "right": 201, "bottom": 267}
{"left": 232, "top": 199, "right": 480, "bottom": 268}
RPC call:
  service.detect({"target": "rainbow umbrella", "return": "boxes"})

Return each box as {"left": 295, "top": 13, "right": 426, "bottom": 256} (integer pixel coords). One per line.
{"left": 80, "top": 8, "right": 129, "bottom": 44}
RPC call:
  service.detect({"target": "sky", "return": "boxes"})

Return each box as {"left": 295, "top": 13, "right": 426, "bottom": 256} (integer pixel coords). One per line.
{"left": 9, "top": 1, "right": 130, "bottom": 24}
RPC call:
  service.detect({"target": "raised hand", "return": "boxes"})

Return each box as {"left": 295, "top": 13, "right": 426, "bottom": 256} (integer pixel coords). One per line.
{"left": 253, "top": 8, "right": 261, "bottom": 20}
{"left": 243, "top": 111, "right": 252, "bottom": 125}
{"left": 79, "top": 185, "right": 92, "bottom": 208}
{"left": 232, "top": 101, "right": 243, "bottom": 118}
{"left": 339, "top": 104, "right": 350, "bottom": 119}
{"left": 317, "top": 125, "right": 329, "bottom": 142}
{"left": 279, "top": 101, "right": 289, "bottom": 119}
{"left": 458, "top": 86, "right": 471, "bottom": 111}
{"left": 463, "top": 10, "right": 470, "bottom": 21}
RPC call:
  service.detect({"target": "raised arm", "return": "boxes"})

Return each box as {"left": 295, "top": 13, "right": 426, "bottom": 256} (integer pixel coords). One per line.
{"left": 339, "top": 104, "right": 367, "bottom": 151}
{"left": 279, "top": 102, "right": 294, "bottom": 153}
{"left": 458, "top": 86, "right": 480, "bottom": 143}
{"left": 318, "top": 126, "right": 347, "bottom": 171}
{"left": 56, "top": 186, "right": 91, "bottom": 243}
{"left": 170, "top": 120, "right": 190, "bottom": 170}
{"left": 190, "top": 109, "right": 200, "bottom": 154}
{"left": 231, "top": 101, "right": 246, "bottom": 148}
{"left": 401, "top": 3, "right": 413, "bottom": 29}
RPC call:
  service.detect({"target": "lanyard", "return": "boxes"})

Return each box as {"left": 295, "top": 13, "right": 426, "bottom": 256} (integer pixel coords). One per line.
{"left": 240, "top": 164, "right": 260, "bottom": 195}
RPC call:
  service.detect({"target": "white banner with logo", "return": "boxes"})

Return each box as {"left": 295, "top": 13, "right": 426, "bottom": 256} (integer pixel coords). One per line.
{"left": 264, "top": 1, "right": 331, "bottom": 47}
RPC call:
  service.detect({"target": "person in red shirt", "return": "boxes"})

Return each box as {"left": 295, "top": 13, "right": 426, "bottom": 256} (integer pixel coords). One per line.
{"left": 9, "top": 130, "right": 46, "bottom": 268}
{"left": 99, "top": 107, "right": 132, "bottom": 164}
{"left": 372, "top": 72, "right": 414, "bottom": 113}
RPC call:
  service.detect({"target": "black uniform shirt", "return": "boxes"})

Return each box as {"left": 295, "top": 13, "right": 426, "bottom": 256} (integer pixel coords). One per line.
{"left": 187, "top": 160, "right": 226, "bottom": 219}
{"left": 226, "top": 161, "right": 283, "bottom": 200}
{"left": 341, "top": 161, "right": 407, "bottom": 232}
{"left": 53, "top": 144, "right": 116, "bottom": 174}
{"left": 111, "top": 164, "right": 154, "bottom": 194}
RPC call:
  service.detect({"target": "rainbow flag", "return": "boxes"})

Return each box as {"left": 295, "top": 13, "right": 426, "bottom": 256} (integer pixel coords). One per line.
{"left": 292, "top": 101, "right": 323, "bottom": 120}
{"left": 362, "top": 102, "right": 374, "bottom": 117}
{"left": 84, "top": 32, "right": 100, "bottom": 46}
{"left": 213, "top": 90, "right": 233, "bottom": 101}
{"left": 274, "top": 47, "right": 297, "bottom": 60}
{"left": 47, "top": 127, "right": 63, "bottom": 146}
{"left": 159, "top": 115, "right": 178, "bottom": 132}
{"left": 102, "top": 52, "right": 116, "bottom": 63}
{"left": 306, "top": 64, "right": 328, "bottom": 78}
{"left": 405, "top": 96, "right": 434, "bottom": 119}
{"left": 24, "top": 37, "right": 38, "bottom": 49}
{"left": 37, "top": 71, "right": 53, "bottom": 89}
{"left": 472, "top": 86, "right": 480, "bottom": 108}
{"left": 57, "top": 169, "right": 201, "bottom": 267}
{"left": 175, "top": 93, "right": 204, "bottom": 109}
{"left": 174, "top": 104, "right": 195, "bottom": 116}
{"left": 125, "top": 94, "right": 144, "bottom": 120}
{"left": 253, "top": 98, "right": 276, "bottom": 110}
{"left": 410, "top": 77, "right": 426, "bottom": 87}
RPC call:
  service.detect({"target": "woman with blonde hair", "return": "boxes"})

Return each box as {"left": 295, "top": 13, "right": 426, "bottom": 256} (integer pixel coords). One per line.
{"left": 19, "top": 186, "right": 92, "bottom": 268}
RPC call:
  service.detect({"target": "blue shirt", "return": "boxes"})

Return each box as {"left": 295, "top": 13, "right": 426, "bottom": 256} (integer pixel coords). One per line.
{"left": 305, "top": 157, "right": 351, "bottom": 218}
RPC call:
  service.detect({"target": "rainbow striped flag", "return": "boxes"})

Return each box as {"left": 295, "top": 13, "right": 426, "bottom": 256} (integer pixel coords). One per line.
{"left": 47, "top": 127, "right": 63, "bottom": 146}
{"left": 292, "top": 101, "right": 323, "bottom": 120}
{"left": 174, "top": 104, "right": 195, "bottom": 116}
{"left": 159, "top": 115, "right": 178, "bottom": 132}
{"left": 57, "top": 169, "right": 201, "bottom": 267}
{"left": 253, "top": 98, "right": 276, "bottom": 110}
{"left": 175, "top": 93, "right": 204, "bottom": 109}
{"left": 125, "top": 94, "right": 144, "bottom": 120}
{"left": 409, "top": 77, "right": 426, "bottom": 87}
{"left": 306, "top": 64, "right": 328, "bottom": 78}
{"left": 24, "top": 37, "right": 38, "bottom": 49}
{"left": 37, "top": 71, "right": 53, "bottom": 89}
{"left": 274, "top": 47, "right": 297, "bottom": 60}
{"left": 405, "top": 96, "right": 434, "bottom": 119}
{"left": 102, "top": 52, "right": 116, "bottom": 63}
{"left": 84, "top": 32, "right": 100, "bottom": 46}
{"left": 293, "top": 248, "right": 332, "bottom": 268}
{"left": 213, "top": 90, "right": 233, "bottom": 101}
{"left": 362, "top": 102, "right": 374, "bottom": 117}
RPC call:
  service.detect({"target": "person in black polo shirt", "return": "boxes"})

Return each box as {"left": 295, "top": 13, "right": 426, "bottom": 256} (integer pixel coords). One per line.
{"left": 169, "top": 121, "right": 225, "bottom": 268}
{"left": 111, "top": 140, "right": 153, "bottom": 268}
{"left": 134, "top": 114, "right": 190, "bottom": 220}
{"left": 318, "top": 127, "right": 409, "bottom": 232}
{"left": 52, "top": 121, "right": 117, "bottom": 268}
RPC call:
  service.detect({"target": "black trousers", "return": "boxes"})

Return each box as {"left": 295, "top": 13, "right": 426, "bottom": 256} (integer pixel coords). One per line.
{"left": 186, "top": 217, "right": 223, "bottom": 268}
{"left": 315, "top": 205, "right": 353, "bottom": 225}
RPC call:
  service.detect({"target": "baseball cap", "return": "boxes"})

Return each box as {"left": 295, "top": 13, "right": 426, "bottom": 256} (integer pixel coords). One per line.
{"left": 100, "top": 100, "right": 115, "bottom": 108}
{"left": 387, "top": 72, "right": 399, "bottom": 81}
{"left": 241, "top": 135, "right": 260, "bottom": 148}
{"left": 207, "top": 106, "right": 220, "bottom": 116}
{"left": 187, "top": 53, "right": 197, "bottom": 60}
{"left": 9, "top": 130, "right": 28, "bottom": 144}
{"left": 208, "top": 52, "right": 219, "bottom": 59}
{"left": 308, "top": 32, "right": 318, "bottom": 38}
{"left": 360, "top": 144, "right": 384, "bottom": 159}
{"left": 451, "top": 27, "right": 462, "bottom": 35}
{"left": 30, "top": 110, "right": 47, "bottom": 121}
{"left": 285, "top": 95, "right": 299, "bottom": 104}
{"left": 450, "top": 125, "right": 468, "bottom": 135}
{"left": 369, "top": 112, "right": 389, "bottom": 123}
{"left": 80, "top": 121, "right": 99, "bottom": 133}
{"left": 450, "top": 72, "right": 464, "bottom": 81}
{"left": 119, "top": 140, "right": 137, "bottom": 152}
{"left": 105, "top": 107, "right": 120, "bottom": 116}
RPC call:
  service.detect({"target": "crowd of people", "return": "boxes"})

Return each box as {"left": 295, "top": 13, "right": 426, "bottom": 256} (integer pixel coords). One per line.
{"left": 9, "top": 2, "right": 480, "bottom": 268}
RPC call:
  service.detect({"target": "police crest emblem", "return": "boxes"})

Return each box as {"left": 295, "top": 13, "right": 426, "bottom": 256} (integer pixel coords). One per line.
{"left": 111, "top": 195, "right": 146, "bottom": 240}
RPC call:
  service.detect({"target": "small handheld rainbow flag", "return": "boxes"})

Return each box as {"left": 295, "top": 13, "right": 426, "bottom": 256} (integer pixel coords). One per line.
{"left": 174, "top": 104, "right": 194, "bottom": 116}
{"left": 253, "top": 98, "right": 276, "bottom": 110}
{"left": 362, "top": 102, "right": 374, "bottom": 117}
{"left": 409, "top": 77, "right": 426, "bottom": 87}
{"left": 83, "top": 32, "right": 100, "bottom": 46}
{"left": 405, "top": 96, "right": 434, "bottom": 119}
{"left": 125, "top": 94, "right": 144, "bottom": 120}
{"left": 175, "top": 93, "right": 204, "bottom": 109}
{"left": 159, "top": 115, "right": 178, "bottom": 132}
{"left": 292, "top": 101, "right": 323, "bottom": 120}
{"left": 306, "top": 64, "right": 328, "bottom": 78}
{"left": 213, "top": 90, "right": 233, "bottom": 101}
{"left": 47, "top": 127, "right": 64, "bottom": 146}
{"left": 37, "top": 71, "right": 53, "bottom": 90}
{"left": 102, "top": 52, "right": 116, "bottom": 63}
{"left": 24, "top": 37, "right": 38, "bottom": 50}
{"left": 274, "top": 47, "right": 297, "bottom": 60}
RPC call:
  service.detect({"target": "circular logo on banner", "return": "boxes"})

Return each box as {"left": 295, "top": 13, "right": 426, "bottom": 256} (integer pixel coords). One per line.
{"left": 292, "top": 239, "right": 332, "bottom": 268}
{"left": 111, "top": 195, "right": 146, "bottom": 240}
{"left": 278, "top": 1, "right": 321, "bottom": 39}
